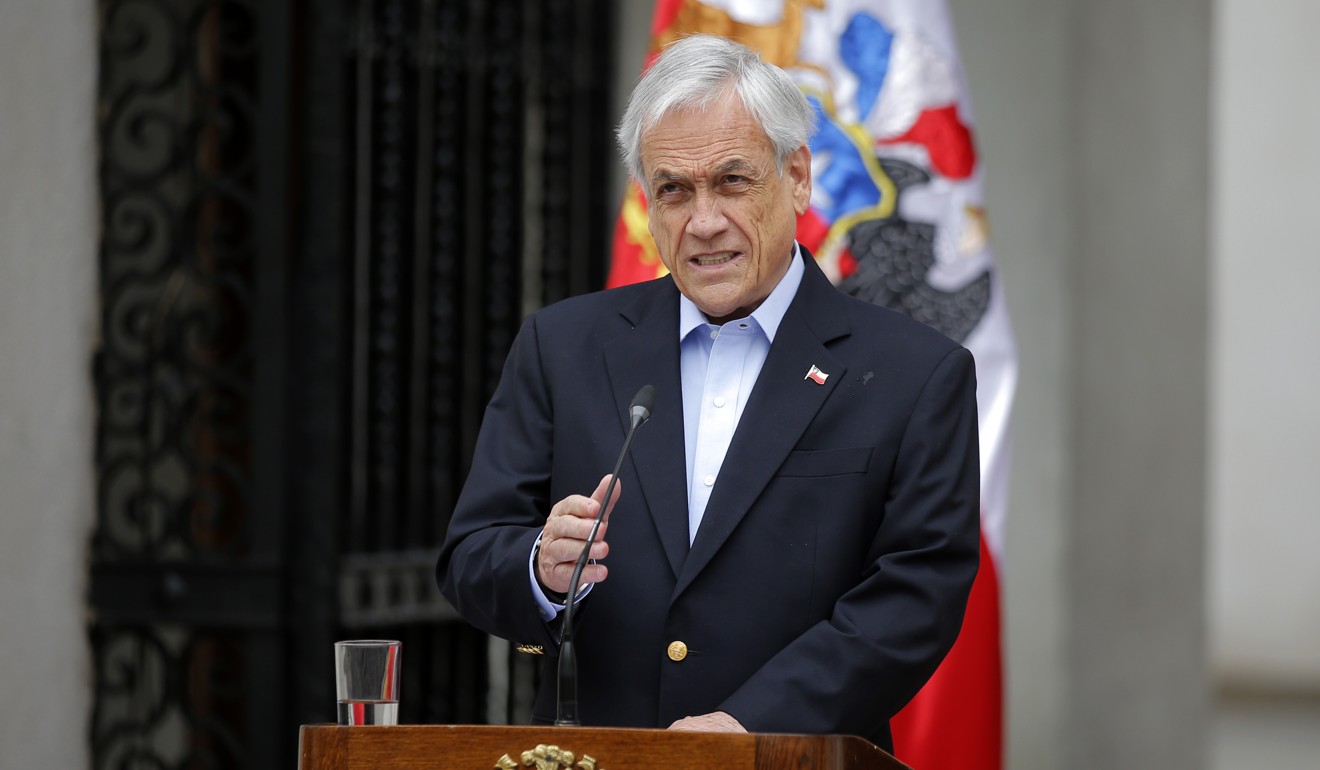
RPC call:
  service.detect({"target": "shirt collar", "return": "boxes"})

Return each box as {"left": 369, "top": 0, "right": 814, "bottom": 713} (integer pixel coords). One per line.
{"left": 678, "top": 243, "right": 805, "bottom": 343}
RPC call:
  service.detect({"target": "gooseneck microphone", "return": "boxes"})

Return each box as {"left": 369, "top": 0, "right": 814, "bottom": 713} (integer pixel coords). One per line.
{"left": 555, "top": 384, "right": 655, "bottom": 727}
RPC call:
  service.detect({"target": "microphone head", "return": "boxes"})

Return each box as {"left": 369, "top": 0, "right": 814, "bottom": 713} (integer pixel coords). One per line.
{"left": 629, "top": 384, "right": 655, "bottom": 425}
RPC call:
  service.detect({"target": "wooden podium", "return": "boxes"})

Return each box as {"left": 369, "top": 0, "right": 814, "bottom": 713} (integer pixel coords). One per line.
{"left": 298, "top": 724, "right": 911, "bottom": 770}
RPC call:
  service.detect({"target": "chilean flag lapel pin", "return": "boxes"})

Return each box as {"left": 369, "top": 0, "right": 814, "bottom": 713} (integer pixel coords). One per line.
{"left": 805, "top": 364, "right": 829, "bottom": 385}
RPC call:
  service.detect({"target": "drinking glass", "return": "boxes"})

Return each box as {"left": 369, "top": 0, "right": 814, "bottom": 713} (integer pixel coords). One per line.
{"left": 334, "top": 640, "right": 401, "bottom": 725}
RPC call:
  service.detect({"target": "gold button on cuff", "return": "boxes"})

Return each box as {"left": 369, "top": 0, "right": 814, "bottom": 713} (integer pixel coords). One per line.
{"left": 667, "top": 641, "right": 688, "bottom": 662}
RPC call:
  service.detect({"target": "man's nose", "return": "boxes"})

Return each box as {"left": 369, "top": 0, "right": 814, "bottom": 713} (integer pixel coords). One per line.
{"left": 685, "top": 194, "right": 729, "bottom": 240}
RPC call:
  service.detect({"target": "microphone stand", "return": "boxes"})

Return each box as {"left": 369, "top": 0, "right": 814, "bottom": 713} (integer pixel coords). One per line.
{"left": 555, "top": 386, "right": 653, "bottom": 726}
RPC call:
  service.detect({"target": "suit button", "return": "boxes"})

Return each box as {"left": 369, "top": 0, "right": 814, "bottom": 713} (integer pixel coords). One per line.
{"left": 667, "top": 641, "right": 688, "bottom": 662}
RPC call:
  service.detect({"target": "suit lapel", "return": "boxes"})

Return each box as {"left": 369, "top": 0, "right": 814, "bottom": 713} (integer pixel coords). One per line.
{"left": 603, "top": 280, "right": 690, "bottom": 579}
{"left": 674, "top": 255, "right": 852, "bottom": 599}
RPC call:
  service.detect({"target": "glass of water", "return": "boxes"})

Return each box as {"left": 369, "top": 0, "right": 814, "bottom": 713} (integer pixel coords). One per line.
{"left": 334, "top": 640, "right": 401, "bottom": 725}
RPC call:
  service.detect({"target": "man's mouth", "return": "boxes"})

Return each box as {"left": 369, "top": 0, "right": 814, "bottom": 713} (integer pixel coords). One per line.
{"left": 692, "top": 252, "right": 738, "bottom": 267}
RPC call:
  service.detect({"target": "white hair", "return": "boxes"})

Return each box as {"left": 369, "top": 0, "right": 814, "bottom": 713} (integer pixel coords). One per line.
{"left": 616, "top": 35, "right": 816, "bottom": 182}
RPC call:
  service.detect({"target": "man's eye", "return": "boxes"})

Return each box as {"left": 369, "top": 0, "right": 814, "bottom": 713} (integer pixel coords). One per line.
{"left": 656, "top": 183, "right": 682, "bottom": 197}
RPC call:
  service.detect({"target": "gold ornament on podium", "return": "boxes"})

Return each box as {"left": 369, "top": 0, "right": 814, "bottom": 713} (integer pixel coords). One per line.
{"left": 494, "top": 744, "right": 599, "bottom": 770}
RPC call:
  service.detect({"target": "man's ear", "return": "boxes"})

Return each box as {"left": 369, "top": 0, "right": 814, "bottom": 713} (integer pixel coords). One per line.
{"left": 787, "top": 145, "right": 812, "bottom": 215}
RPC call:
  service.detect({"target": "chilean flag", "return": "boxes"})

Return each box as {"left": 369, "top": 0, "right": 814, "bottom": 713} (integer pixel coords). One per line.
{"left": 609, "top": 2, "right": 1017, "bottom": 767}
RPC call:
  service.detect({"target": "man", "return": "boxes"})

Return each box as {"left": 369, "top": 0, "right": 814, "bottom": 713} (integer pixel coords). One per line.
{"left": 437, "top": 34, "right": 979, "bottom": 749}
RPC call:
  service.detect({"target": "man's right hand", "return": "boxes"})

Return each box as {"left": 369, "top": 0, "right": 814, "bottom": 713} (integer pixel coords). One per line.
{"left": 536, "top": 475, "right": 621, "bottom": 596}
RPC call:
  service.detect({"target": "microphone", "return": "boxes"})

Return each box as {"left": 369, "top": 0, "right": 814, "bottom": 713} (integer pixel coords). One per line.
{"left": 555, "top": 384, "right": 654, "bottom": 726}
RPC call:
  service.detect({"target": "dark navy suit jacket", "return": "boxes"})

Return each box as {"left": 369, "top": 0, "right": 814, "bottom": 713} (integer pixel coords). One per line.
{"left": 437, "top": 251, "right": 979, "bottom": 749}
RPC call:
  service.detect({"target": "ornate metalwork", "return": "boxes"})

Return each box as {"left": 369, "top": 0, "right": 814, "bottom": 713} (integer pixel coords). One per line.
{"left": 92, "top": 0, "right": 283, "bottom": 767}
{"left": 96, "top": 0, "right": 262, "bottom": 564}
{"left": 91, "top": 625, "right": 255, "bottom": 768}
{"left": 496, "top": 745, "right": 600, "bottom": 770}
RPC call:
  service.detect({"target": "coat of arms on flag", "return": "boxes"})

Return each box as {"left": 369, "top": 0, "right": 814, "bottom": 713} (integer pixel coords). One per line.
{"left": 609, "top": 2, "right": 1018, "bottom": 768}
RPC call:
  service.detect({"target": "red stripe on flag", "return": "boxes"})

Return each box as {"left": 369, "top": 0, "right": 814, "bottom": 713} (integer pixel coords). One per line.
{"left": 879, "top": 104, "right": 978, "bottom": 181}
{"left": 607, "top": 212, "right": 656, "bottom": 289}
{"left": 795, "top": 207, "right": 831, "bottom": 256}
{"left": 651, "top": 0, "right": 684, "bottom": 38}
{"left": 891, "top": 532, "right": 1003, "bottom": 769}
{"left": 607, "top": 182, "right": 666, "bottom": 289}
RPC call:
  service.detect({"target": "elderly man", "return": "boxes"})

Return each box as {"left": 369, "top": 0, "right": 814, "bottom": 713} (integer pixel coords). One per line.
{"left": 437, "top": 34, "right": 979, "bottom": 749}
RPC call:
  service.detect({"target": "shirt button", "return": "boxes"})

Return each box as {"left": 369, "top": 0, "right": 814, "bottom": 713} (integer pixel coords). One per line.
{"left": 713, "top": 396, "right": 726, "bottom": 408}
{"left": 667, "top": 641, "right": 688, "bottom": 662}
{"left": 709, "top": 329, "right": 719, "bottom": 340}
{"left": 703, "top": 474, "right": 715, "bottom": 486}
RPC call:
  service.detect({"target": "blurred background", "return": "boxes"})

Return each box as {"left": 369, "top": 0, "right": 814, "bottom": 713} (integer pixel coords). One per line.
{"left": 1, "top": 0, "right": 1316, "bottom": 768}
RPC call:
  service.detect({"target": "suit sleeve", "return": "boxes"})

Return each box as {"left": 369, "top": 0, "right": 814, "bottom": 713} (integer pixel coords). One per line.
{"left": 436, "top": 314, "right": 564, "bottom": 648}
{"left": 720, "top": 345, "right": 981, "bottom": 737}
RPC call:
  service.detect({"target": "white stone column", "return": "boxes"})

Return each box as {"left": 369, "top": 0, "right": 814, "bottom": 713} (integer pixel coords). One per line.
{"left": 1067, "top": 1, "right": 1211, "bottom": 766}
{"left": 0, "top": 2, "right": 98, "bottom": 768}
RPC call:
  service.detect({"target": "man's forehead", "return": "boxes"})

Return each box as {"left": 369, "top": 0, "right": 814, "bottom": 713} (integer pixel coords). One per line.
{"left": 640, "top": 105, "right": 773, "bottom": 178}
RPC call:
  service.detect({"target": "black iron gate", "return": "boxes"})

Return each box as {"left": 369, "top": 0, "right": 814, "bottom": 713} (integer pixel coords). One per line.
{"left": 90, "top": 0, "right": 618, "bottom": 766}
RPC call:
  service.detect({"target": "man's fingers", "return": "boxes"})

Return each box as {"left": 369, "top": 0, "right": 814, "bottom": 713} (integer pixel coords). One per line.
{"left": 542, "top": 531, "right": 609, "bottom": 564}
{"left": 550, "top": 492, "right": 600, "bottom": 523}
{"left": 544, "top": 509, "right": 608, "bottom": 548}
{"left": 591, "top": 474, "right": 623, "bottom": 521}
{"left": 539, "top": 542, "right": 609, "bottom": 596}
{"left": 538, "top": 478, "right": 622, "bottom": 594}
{"left": 667, "top": 711, "right": 746, "bottom": 733}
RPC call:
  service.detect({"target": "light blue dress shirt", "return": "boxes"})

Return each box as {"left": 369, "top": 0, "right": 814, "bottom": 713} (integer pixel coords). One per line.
{"left": 678, "top": 246, "right": 804, "bottom": 543}
{"left": 531, "top": 245, "right": 805, "bottom": 618}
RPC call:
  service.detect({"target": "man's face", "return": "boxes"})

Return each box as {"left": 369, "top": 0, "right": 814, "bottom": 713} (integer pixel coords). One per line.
{"left": 640, "top": 97, "right": 811, "bottom": 325}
